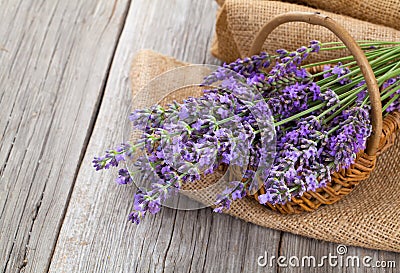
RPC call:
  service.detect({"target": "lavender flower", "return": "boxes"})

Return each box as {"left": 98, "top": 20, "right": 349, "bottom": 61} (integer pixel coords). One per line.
{"left": 322, "top": 106, "right": 372, "bottom": 171}
{"left": 323, "top": 62, "right": 352, "bottom": 85}
{"left": 116, "top": 169, "right": 133, "bottom": 185}
{"left": 93, "top": 40, "right": 400, "bottom": 224}
{"left": 92, "top": 143, "right": 133, "bottom": 170}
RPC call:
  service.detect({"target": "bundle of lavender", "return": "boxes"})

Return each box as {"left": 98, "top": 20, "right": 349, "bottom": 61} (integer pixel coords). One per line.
{"left": 93, "top": 40, "right": 400, "bottom": 224}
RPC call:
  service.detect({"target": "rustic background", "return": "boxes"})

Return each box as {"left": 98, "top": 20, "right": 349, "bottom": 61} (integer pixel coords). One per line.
{"left": 0, "top": 0, "right": 398, "bottom": 272}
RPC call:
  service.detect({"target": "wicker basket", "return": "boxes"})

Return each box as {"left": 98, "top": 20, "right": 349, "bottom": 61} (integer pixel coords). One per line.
{"left": 248, "top": 12, "right": 400, "bottom": 214}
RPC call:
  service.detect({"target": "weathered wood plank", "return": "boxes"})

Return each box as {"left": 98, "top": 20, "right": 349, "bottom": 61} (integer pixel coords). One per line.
{"left": 45, "top": 0, "right": 399, "bottom": 272}
{"left": 0, "top": 0, "right": 131, "bottom": 272}
{"left": 48, "top": 0, "right": 282, "bottom": 272}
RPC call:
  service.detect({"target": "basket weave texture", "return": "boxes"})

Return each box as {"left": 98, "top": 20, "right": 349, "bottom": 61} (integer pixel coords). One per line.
{"left": 130, "top": 50, "right": 400, "bottom": 252}
{"left": 210, "top": 0, "right": 400, "bottom": 212}
{"left": 246, "top": 11, "right": 384, "bottom": 214}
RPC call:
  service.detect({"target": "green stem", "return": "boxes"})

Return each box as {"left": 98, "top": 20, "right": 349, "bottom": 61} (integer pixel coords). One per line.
{"left": 321, "top": 40, "right": 400, "bottom": 46}
{"left": 380, "top": 85, "right": 400, "bottom": 101}
{"left": 275, "top": 103, "right": 326, "bottom": 126}
{"left": 317, "top": 91, "right": 357, "bottom": 120}
{"left": 382, "top": 94, "right": 400, "bottom": 112}
{"left": 324, "top": 96, "right": 357, "bottom": 124}
{"left": 303, "top": 46, "right": 395, "bottom": 68}
{"left": 310, "top": 47, "right": 395, "bottom": 79}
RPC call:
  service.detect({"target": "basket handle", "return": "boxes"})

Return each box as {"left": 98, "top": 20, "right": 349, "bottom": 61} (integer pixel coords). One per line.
{"left": 249, "top": 12, "right": 382, "bottom": 156}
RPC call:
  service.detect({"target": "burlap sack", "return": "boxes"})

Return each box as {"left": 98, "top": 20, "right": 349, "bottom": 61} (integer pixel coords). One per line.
{"left": 130, "top": 50, "right": 400, "bottom": 252}
{"left": 288, "top": 0, "right": 400, "bottom": 31}
{"left": 215, "top": 0, "right": 400, "bottom": 31}
{"left": 212, "top": 0, "right": 400, "bottom": 63}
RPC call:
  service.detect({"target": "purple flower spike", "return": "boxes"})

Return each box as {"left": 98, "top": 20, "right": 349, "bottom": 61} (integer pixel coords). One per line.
{"left": 258, "top": 188, "right": 280, "bottom": 205}
{"left": 276, "top": 48, "right": 288, "bottom": 56}
{"left": 115, "top": 169, "right": 133, "bottom": 185}
{"left": 93, "top": 39, "right": 392, "bottom": 225}
{"left": 128, "top": 211, "right": 141, "bottom": 225}
{"left": 324, "top": 62, "right": 352, "bottom": 85}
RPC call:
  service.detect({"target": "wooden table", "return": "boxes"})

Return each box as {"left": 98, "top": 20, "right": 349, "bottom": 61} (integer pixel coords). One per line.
{"left": 0, "top": 0, "right": 398, "bottom": 272}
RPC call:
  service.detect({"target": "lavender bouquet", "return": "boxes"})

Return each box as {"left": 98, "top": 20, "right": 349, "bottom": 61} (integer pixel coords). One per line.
{"left": 93, "top": 40, "right": 400, "bottom": 224}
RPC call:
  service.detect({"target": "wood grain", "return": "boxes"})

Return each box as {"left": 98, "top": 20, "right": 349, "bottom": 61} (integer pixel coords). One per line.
{"left": 1, "top": 0, "right": 399, "bottom": 272}
{"left": 48, "top": 0, "right": 282, "bottom": 272}
{"left": 0, "top": 0, "right": 131, "bottom": 272}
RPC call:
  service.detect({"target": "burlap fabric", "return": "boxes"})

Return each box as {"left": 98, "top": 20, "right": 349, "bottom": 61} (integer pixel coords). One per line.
{"left": 215, "top": 0, "right": 400, "bottom": 30}
{"left": 130, "top": 50, "right": 400, "bottom": 252}
{"left": 212, "top": 0, "right": 400, "bottom": 63}
{"left": 285, "top": 0, "right": 400, "bottom": 31}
